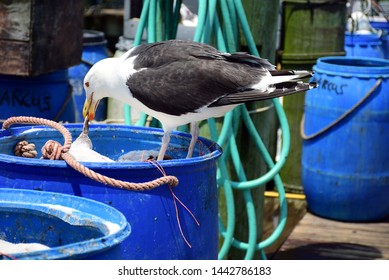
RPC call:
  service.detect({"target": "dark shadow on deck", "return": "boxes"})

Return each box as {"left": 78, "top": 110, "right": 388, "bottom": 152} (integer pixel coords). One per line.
{"left": 274, "top": 242, "right": 383, "bottom": 260}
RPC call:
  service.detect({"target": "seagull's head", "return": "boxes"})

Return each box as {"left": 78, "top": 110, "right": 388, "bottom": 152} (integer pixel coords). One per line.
{"left": 83, "top": 58, "right": 116, "bottom": 121}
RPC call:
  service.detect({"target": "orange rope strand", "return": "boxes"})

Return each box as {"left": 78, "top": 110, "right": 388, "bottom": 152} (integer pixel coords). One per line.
{"left": 2, "top": 116, "right": 179, "bottom": 191}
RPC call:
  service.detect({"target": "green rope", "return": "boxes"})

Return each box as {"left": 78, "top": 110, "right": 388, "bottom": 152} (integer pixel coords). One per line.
{"left": 228, "top": 113, "right": 258, "bottom": 260}
{"left": 226, "top": 102, "right": 290, "bottom": 189}
{"left": 234, "top": 0, "right": 259, "bottom": 57}
{"left": 194, "top": 0, "right": 208, "bottom": 42}
{"left": 147, "top": 0, "right": 157, "bottom": 43}
{"left": 212, "top": 7, "right": 228, "bottom": 52}
{"left": 227, "top": 0, "right": 239, "bottom": 46}
{"left": 201, "top": 0, "right": 217, "bottom": 43}
{"left": 133, "top": 0, "right": 150, "bottom": 46}
{"left": 219, "top": 0, "right": 237, "bottom": 52}
{"left": 207, "top": 115, "right": 236, "bottom": 260}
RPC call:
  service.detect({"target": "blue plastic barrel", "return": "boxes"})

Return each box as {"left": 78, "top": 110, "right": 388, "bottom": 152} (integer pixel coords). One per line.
{"left": 69, "top": 30, "right": 109, "bottom": 122}
{"left": 0, "top": 188, "right": 130, "bottom": 260}
{"left": 344, "top": 32, "right": 384, "bottom": 58}
{"left": 370, "top": 19, "right": 389, "bottom": 59}
{"left": 0, "top": 70, "right": 76, "bottom": 124}
{"left": 0, "top": 124, "right": 221, "bottom": 259}
{"left": 302, "top": 56, "right": 389, "bottom": 221}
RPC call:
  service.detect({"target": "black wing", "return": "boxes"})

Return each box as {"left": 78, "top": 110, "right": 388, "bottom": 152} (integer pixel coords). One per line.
{"left": 127, "top": 40, "right": 275, "bottom": 70}
{"left": 127, "top": 65, "right": 272, "bottom": 116}
{"left": 125, "top": 40, "right": 312, "bottom": 116}
{"left": 210, "top": 80, "right": 317, "bottom": 107}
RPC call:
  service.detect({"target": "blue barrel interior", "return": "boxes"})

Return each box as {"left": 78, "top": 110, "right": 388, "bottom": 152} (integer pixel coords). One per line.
{"left": 0, "top": 124, "right": 221, "bottom": 259}
{"left": 303, "top": 56, "right": 389, "bottom": 222}
{"left": 0, "top": 188, "right": 130, "bottom": 260}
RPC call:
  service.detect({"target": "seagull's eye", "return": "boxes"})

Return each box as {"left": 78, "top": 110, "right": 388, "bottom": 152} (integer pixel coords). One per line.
{"left": 85, "top": 82, "right": 90, "bottom": 88}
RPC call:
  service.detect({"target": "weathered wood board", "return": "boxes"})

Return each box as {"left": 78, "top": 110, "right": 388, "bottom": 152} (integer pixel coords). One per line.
{"left": 0, "top": 0, "right": 83, "bottom": 76}
{"left": 273, "top": 212, "right": 389, "bottom": 260}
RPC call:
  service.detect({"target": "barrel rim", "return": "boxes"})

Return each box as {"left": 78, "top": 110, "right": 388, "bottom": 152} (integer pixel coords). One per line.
{"left": 83, "top": 29, "right": 107, "bottom": 46}
{"left": 0, "top": 124, "right": 223, "bottom": 169}
{"left": 0, "top": 188, "right": 130, "bottom": 259}
{"left": 344, "top": 32, "right": 382, "bottom": 44}
{"left": 314, "top": 56, "right": 389, "bottom": 77}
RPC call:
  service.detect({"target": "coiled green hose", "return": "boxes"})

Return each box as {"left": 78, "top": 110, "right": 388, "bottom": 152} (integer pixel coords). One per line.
{"left": 125, "top": 0, "right": 288, "bottom": 260}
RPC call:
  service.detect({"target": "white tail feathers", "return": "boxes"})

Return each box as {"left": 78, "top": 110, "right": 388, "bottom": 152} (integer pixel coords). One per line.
{"left": 254, "top": 69, "right": 312, "bottom": 91}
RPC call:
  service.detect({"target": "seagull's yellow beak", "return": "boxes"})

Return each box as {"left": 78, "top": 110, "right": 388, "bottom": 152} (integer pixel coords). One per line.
{"left": 82, "top": 93, "right": 99, "bottom": 121}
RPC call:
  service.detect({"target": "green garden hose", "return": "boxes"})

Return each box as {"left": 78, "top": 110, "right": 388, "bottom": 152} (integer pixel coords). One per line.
{"left": 125, "top": 0, "right": 289, "bottom": 260}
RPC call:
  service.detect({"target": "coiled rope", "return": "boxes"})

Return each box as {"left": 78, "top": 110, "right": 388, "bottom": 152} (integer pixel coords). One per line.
{"left": 2, "top": 116, "right": 179, "bottom": 190}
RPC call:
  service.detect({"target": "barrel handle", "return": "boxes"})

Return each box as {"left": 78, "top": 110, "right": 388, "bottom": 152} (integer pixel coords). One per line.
{"left": 53, "top": 84, "right": 74, "bottom": 122}
{"left": 300, "top": 78, "right": 382, "bottom": 140}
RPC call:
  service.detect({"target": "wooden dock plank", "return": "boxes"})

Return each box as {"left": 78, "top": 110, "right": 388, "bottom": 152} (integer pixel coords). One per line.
{"left": 273, "top": 212, "right": 389, "bottom": 260}
{"left": 263, "top": 197, "right": 307, "bottom": 258}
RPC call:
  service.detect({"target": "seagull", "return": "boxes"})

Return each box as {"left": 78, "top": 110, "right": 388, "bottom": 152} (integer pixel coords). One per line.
{"left": 83, "top": 40, "right": 316, "bottom": 161}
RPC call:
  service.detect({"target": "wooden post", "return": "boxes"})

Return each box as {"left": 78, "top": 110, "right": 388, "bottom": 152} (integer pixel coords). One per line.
{"left": 0, "top": 0, "right": 83, "bottom": 76}
{"left": 279, "top": 0, "right": 347, "bottom": 192}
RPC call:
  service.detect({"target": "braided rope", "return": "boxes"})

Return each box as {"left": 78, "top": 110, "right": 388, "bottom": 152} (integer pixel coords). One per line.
{"left": 14, "top": 140, "right": 37, "bottom": 158}
{"left": 2, "top": 116, "right": 178, "bottom": 190}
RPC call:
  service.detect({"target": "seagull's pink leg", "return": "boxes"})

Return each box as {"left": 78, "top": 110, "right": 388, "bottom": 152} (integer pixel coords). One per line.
{"left": 158, "top": 129, "right": 172, "bottom": 161}
{"left": 186, "top": 122, "right": 199, "bottom": 158}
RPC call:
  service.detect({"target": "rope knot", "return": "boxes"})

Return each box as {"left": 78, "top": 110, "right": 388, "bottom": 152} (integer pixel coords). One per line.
{"left": 4, "top": 116, "right": 179, "bottom": 191}
{"left": 14, "top": 140, "right": 37, "bottom": 158}
{"left": 41, "top": 140, "right": 63, "bottom": 160}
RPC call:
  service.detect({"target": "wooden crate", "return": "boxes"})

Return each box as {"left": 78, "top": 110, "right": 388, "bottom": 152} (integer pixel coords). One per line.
{"left": 0, "top": 0, "right": 83, "bottom": 76}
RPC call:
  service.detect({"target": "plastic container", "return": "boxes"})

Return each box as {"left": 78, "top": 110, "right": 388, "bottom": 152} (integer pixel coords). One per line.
{"left": 0, "top": 188, "right": 130, "bottom": 260}
{"left": 370, "top": 18, "right": 389, "bottom": 59}
{"left": 344, "top": 32, "right": 385, "bottom": 58}
{"left": 68, "top": 30, "right": 109, "bottom": 122}
{"left": 302, "top": 56, "right": 389, "bottom": 221}
{"left": 0, "top": 70, "right": 76, "bottom": 124}
{"left": 0, "top": 124, "right": 221, "bottom": 259}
